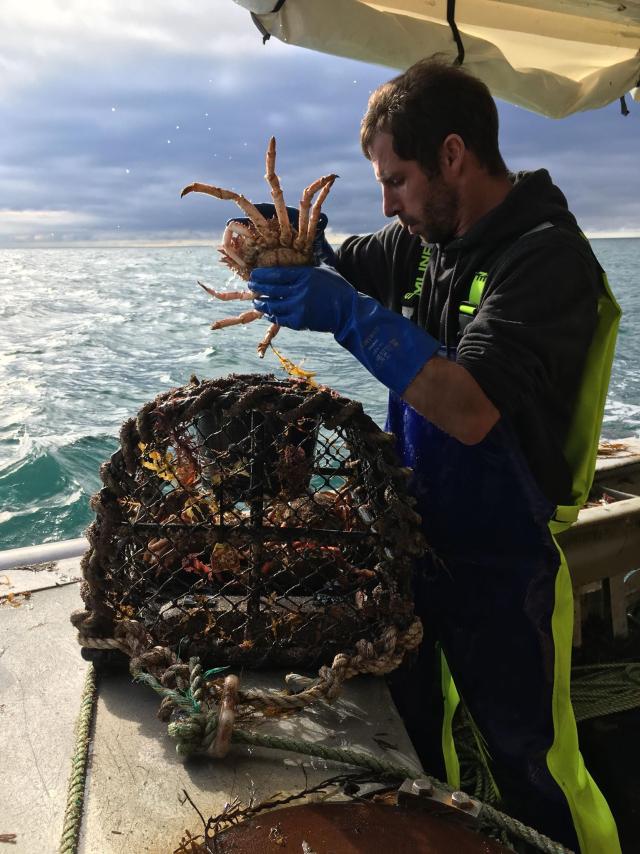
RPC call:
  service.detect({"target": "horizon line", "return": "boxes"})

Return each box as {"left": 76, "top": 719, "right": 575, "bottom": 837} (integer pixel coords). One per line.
{"left": 1, "top": 230, "right": 639, "bottom": 249}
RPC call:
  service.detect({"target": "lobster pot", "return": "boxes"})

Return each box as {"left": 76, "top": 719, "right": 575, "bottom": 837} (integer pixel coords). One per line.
{"left": 73, "top": 374, "right": 424, "bottom": 669}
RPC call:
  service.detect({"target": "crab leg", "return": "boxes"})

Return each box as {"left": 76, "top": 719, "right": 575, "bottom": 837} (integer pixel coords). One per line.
{"left": 264, "top": 136, "right": 293, "bottom": 248}
{"left": 180, "top": 182, "right": 275, "bottom": 245}
{"left": 294, "top": 173, "right": 338, "bottom": 251}
{"left": 200, "top": 278, "right": 280, "bottom": 357}
{"left": 211, "top": 308, "right": 263, "bottom": 330}
{"left": 198, "top": 280, "right": 253, "bottom": 301}
{"left": 257, "top": 322, "right": 280, "bottom": 358}
{"left": 305, "top": 174, "right": 337, "bottom": 253}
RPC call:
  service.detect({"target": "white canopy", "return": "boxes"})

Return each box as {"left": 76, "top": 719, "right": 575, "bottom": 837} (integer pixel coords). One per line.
{"left": 233, "top": 0, "right": 640, "bottom": 117}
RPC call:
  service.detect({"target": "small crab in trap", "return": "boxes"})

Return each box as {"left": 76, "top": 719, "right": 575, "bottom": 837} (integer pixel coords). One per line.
{"left": 181, "top": 137, "right": 337, "bottom": 357}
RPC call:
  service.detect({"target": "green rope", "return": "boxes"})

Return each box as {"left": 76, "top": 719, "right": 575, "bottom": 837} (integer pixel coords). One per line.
{"left": 231, "top": 728, "right": 419, "bottom": 779}
{"left": 59, "top": 664, "right": 97, "bottom": 854}
{"left": 572, "top": 663, "right": 640, "bottom": 722}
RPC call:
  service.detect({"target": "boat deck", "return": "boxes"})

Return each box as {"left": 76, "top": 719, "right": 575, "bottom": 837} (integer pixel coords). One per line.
{"left": 0, "top": 559, "right": 421, "bottom": 853}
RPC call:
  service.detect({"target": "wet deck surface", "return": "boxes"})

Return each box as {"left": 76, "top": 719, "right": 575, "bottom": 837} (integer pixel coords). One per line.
{"left": 0, "top": 558, "right": 421, "bottom": 854}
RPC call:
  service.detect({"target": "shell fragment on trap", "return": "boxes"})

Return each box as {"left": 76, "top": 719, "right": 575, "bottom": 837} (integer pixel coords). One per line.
{"left": 72, "top": 374, "right": 425, "bottom": 671}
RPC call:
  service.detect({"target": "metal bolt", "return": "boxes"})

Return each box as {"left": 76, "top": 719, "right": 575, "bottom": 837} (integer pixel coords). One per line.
{"left": 451, "top": 790, "right": 472, "bottom": 809}
{"left": 411, "top": 778, "right": 434, "bottom": 797}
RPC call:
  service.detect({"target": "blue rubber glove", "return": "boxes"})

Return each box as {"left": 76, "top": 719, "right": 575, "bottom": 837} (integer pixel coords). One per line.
{"left": 251, "top": 265, "right": 440, "bottom": 396}
{"left": 228, "top": 204, "right": 338, "bottom": 267}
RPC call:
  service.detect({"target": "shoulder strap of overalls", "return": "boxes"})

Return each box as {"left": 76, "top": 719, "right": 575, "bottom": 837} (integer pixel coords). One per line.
{"left": 457, "top": 222, "right": 557, "bottom": 332}
{"left": 458, "top": 271, "right": 488, "bottom": 332}
{"left": 551, "top": 232, "right": 621, "bottom": 530}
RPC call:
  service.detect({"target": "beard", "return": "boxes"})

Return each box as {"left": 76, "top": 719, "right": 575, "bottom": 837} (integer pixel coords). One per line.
{"left": 401, "top": 174, "right": 459, "bottom": 245}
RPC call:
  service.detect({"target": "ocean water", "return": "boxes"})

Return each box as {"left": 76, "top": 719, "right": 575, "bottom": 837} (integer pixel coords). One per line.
{"left": 1, "top": 239, "right": 639, "bottom": 550}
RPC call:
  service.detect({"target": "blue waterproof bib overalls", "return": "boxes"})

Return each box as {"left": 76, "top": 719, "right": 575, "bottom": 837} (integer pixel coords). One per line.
{"left": 387, "top": 242, "right": 621, "bottom": 853}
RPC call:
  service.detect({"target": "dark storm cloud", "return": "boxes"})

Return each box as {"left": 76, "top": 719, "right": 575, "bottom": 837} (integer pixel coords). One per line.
{"left": 0, "top": 32, "right": 390, "bottom": 244}
{"left": 0, "top": 2, "right": 638, "bottom": 245}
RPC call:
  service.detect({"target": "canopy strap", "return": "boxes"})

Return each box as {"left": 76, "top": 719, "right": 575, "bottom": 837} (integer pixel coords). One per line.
{"left": 446, "top": 0, "right": 465, "bottom": 66}
{"left": 251, "top": 0, "right": 289, "bottom": 45}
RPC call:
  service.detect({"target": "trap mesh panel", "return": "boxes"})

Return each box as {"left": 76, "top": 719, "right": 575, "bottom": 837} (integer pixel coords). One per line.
{"left": 73, "top": 374, "right": 424, "bottom": 669}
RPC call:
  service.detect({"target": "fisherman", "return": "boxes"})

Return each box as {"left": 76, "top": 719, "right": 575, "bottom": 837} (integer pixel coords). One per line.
{"left": 248, "top": 60, "right": 621, "bottom": 853}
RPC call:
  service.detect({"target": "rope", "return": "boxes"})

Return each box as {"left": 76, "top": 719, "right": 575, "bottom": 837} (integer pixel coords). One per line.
{"left": 80, "top": 616, "right": 425, "bottom": 717}
{"left": 572, "top": 662, "right": 640, "bottom": 722}
{"left": 59, "top": 664, "right": 97, "bottom": 854}
{"left": 138, "top": 664, "right": 571, "bottom": 854}
{"left": 480, "top": 802, "right": 572, "bottom": 854}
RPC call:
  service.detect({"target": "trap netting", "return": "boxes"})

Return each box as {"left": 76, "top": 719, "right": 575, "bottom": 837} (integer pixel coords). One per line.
{"left": 72, "top": 374, "right": 425, "bottom": 687}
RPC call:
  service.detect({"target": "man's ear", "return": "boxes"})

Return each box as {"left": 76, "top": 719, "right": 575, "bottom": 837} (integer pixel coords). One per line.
{"left": 440, "top": 134, "right": 465, "bottom": 176}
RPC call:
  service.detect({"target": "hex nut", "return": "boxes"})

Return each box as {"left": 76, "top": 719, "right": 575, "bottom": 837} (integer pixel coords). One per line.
{"left": 451, "top": 790, "right": 472, "bottom": 809}
{"left": 411, "top": 778, "right": 434, "bottom": 797}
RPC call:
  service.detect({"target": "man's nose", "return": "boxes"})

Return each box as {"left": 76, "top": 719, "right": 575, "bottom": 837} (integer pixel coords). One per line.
{"left": 382, "top": 187, "right": 400, "bottom": 219}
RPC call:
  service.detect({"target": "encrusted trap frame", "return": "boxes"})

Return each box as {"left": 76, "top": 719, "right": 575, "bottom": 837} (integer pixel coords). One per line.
{"left": 72, "top": 374, "right": 424, "bottom": 675}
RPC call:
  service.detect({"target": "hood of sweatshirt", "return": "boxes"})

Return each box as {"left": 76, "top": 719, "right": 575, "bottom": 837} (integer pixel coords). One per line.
{"left": 444, "top": 169, "right": 579, "bottom": 255}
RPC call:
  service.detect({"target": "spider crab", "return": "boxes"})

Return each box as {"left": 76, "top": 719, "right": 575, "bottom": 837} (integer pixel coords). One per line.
{"left": 181, "top": 137, "right": 337, "bottom": 356}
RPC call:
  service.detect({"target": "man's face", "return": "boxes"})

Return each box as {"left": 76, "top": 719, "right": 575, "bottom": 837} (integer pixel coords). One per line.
{"left": 369, "top": 131, "right": 459, "bottom": 244}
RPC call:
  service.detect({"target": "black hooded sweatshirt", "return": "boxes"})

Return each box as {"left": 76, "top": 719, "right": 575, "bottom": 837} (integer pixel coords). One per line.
{"left": 335, "top": 170, "right": 602, "bottom": 506}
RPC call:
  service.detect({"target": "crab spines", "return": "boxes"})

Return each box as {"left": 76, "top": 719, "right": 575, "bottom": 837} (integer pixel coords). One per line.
{"left": 264, "top": 136, "right": 293, "bottom": 248}
{"left": 217, "top": 249, "right": 250, "bottom": 280}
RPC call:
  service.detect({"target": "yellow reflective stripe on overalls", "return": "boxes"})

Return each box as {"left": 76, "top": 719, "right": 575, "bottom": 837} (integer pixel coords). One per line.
{"left": 546, "top": 542, "right": 621, "bottom": 853}
{"left": 545, "top": 258, "right": 621, "bottom": 854}
{"left": 440, "top": 651, "right": 461, "bottom": 788}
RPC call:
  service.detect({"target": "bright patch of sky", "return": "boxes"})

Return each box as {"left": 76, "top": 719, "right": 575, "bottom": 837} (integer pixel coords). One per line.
{"left": 0, "top": 0, "right": 638, "bottom": 247}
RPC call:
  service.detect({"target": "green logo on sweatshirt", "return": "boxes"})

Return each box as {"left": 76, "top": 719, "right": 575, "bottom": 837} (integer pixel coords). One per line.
{"left": 404, "top": 244, "right": 432, "bottom": 302}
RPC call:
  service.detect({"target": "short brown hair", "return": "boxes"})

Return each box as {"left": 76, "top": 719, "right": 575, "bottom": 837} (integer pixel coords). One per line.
{"left": 361, "top": 59, "right": 507, "bottom": 177}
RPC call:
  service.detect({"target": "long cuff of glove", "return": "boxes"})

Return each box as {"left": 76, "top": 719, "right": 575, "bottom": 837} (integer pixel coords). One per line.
{"left": 335, "top": 293, "right": 440, "bottom": 397}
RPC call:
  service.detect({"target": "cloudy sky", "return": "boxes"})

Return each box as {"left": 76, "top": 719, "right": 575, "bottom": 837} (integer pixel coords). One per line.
{"left": 1, "top": 0, "right": 638, "bottom": 247}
